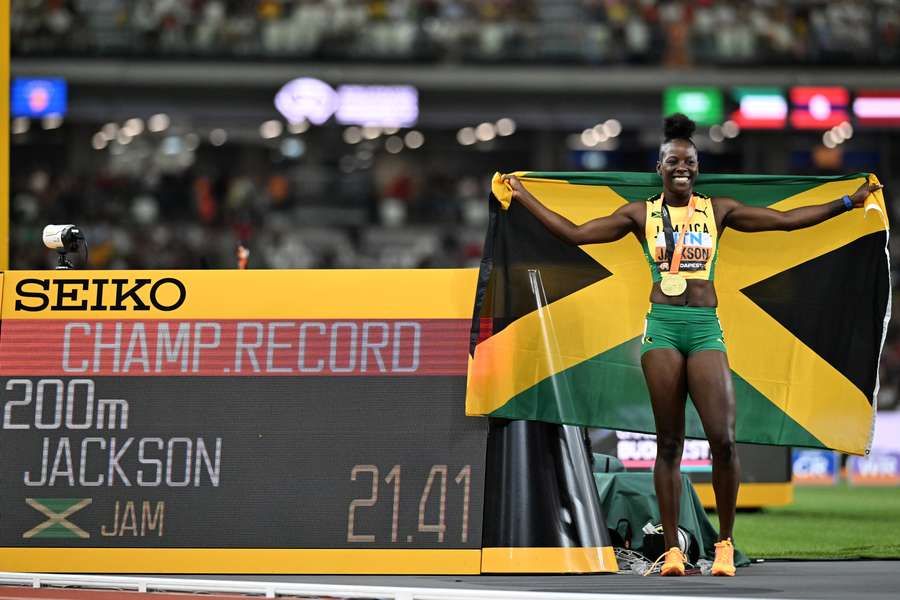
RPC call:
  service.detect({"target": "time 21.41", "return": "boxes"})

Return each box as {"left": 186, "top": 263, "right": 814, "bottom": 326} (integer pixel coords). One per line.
{"left": 347, "top": 464, "right": 472, "bottom": 544}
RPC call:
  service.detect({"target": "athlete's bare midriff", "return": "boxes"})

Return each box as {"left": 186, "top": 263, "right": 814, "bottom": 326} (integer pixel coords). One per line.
{"left": 650, "top": 278, "right": 718, "bottom": 307}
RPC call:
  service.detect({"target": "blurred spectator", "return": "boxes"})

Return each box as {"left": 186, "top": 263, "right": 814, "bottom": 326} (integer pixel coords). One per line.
{"left": 659, "top": 1, "right": 691, "bottom": 68}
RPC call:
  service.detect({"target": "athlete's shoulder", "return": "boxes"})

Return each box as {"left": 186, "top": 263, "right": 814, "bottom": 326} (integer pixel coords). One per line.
{"left": 613, "top": 199, "right": 646, "bottom": 230}
{"left": 710, "top": 196, "right": 740, "bottom": 207}
{"left": 619, "top": 200, "right": 647, "bottom": 217}
{"left": 709, "top": 196, "right": 741, "bottom": 224}
{"left": 629, "top": 194, "right": 660, "bottom": 217}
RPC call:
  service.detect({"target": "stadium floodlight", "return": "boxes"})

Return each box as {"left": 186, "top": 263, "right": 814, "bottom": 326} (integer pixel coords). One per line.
{"left": 122, "top": 118, "right": 144, "bottom": 136}
{"left": 602, "top": 118, "right": 622, "bottom": 137}
{"left": 209, "top": 129, "right": 228, "bottom": 146}
{"left": 457, "top": 127, "right": 476, "bottom": 146}
{"left": 147, "top": 113, "right": 170, "bottom": 133}
{"left": 259, "top": 120, "right": 283, "bottom": 139}
{"left": 496, "top": 118, "right": 517, "bottom": 136}
{"left": 91, "top": 132, "right": 108, "bottom": 150}
{"left": 404, "top": 130, "right": 424, "bottom": 149}
{"left": 475, "top": 122, "right": 496, "bottom": 142}
{"left": 385, "top": 136, "right": 404, "bottom": 154}
{"left": 41, "top": 114, "right": 63, "bottom": 130}
{"left": 11, "top": 117, "right": 30, "bottom": 135}
{"left": 287, "top": 120, "right": 310, "bottom": 134}
{"left": 342, "top": 127, "right": 363, "bottom": 145}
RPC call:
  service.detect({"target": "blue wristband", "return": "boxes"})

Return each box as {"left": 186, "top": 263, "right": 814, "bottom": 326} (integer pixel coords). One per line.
{"left": 842, "top": 195, "right": 853, "bottom": 211}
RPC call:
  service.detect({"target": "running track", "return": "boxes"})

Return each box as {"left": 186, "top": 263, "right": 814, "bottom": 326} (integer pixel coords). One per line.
{"left": 1, "top": 561, "right": 898, "bottom": 600}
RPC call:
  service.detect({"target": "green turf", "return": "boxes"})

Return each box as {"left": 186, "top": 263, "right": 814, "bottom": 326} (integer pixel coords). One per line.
{"left": 713, "top": 483, "right": 900, "bottom": 559}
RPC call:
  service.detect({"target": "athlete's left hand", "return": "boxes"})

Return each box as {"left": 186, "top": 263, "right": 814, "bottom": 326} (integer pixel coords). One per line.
{"left": 501, "top": 174, "right": 527, "bottom": 201}
{"left": 849, "top": 181, "right": 884, "bottom": 207}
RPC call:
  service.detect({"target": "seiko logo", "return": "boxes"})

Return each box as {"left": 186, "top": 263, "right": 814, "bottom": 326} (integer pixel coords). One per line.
{"left": 15, "top": 278, "right": 187, "bottom": 312}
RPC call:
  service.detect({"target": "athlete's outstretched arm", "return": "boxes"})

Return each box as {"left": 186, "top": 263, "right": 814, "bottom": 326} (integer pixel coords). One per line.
{"left": 719, "top": 180, "right": 883, "bottom": 232}
{"left": 503, "top": 175, "right": 640, "bottom": 245}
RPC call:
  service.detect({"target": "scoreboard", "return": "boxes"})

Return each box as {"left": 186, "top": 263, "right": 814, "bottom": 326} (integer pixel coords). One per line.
{"left": 0, "top": 270, "right": 487, "bottom": 574}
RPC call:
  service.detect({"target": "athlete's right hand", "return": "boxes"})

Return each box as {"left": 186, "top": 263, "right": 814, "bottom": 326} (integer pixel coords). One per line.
{"left": 849, "top": 180, "right": 884, "bottom": 208}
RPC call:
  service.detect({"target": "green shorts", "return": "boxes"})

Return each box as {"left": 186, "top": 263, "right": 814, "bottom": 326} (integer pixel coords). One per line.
{"left": 640, "top": 303, "right": 727, "bottom": 356}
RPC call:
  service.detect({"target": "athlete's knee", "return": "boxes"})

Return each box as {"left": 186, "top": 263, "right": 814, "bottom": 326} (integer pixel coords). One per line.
{"left": 709, "top": 436, "right": 737, "bottom": 464}
{"left": 656, "top": 433, "right": 684, "bottom": 463}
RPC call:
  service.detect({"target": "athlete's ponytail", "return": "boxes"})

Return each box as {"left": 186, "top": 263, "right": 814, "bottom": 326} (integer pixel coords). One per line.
{"left": 663, "top": 113, "right": 696, "bottom": 142}
{"left": 659, "top": 113, "right": 697, "bottom": 160}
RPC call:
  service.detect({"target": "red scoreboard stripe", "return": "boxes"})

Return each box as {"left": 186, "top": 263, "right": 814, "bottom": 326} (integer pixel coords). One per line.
{"left": 0, "top": 319, "right": 470, "bottom": 376}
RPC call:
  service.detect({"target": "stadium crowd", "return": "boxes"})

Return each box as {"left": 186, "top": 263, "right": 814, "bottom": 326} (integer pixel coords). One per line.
{"left": 12, "top": 0, "right": 900, "bottom": 65}
{"left": 9, "top": 158, "right": 490, "bottom": 270}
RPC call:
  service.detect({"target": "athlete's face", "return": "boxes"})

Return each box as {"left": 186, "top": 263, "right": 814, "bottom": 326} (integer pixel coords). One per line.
{"left": 657, "top": 140, "right": 699, "bottom": 196}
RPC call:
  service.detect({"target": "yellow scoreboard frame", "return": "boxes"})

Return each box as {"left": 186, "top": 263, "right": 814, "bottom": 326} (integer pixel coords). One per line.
{"left": 2, "top": 0, "right": 10, "bottom": 269}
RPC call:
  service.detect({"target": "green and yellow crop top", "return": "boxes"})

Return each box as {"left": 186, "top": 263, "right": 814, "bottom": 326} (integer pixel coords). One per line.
{"left": 642, "top": 193, "right": 719, "bottom": 282}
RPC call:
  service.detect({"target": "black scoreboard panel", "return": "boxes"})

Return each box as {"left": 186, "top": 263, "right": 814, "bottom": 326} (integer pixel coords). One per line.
{"left": 0, "top": 376, "right": 486, "bottom": 549}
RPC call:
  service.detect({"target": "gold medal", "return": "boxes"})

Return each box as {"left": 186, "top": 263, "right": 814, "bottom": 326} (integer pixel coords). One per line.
{"left": 660, "top": 273, "right": 687, "bottom": 296}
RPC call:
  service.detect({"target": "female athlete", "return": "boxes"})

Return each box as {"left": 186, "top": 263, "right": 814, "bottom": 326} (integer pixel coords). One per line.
{"left": 502, "top": 113, "right": 882, "bottom": 576}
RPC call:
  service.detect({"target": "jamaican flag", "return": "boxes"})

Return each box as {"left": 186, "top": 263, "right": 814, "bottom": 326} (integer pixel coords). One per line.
{"left": 466, "top": 172, "right": 890, "bottom": 456}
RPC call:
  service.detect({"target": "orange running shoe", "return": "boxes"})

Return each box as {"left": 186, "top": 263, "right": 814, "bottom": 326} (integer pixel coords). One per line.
{"left": 659, "top": 546, "right": 686, "bottom": 576}
{"left": 712, "top": 538, "right": 736, "bottom": 576}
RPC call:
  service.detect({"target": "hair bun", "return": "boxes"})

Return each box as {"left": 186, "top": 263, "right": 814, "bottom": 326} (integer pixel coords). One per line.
{"left": 664, "top": 113, "right": 696, "bottom": 141}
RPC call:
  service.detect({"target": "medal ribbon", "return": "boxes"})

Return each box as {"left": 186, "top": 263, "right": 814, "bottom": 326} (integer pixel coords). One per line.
{"left": 660, "top": 195, "right": 697, "bottom": 275}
